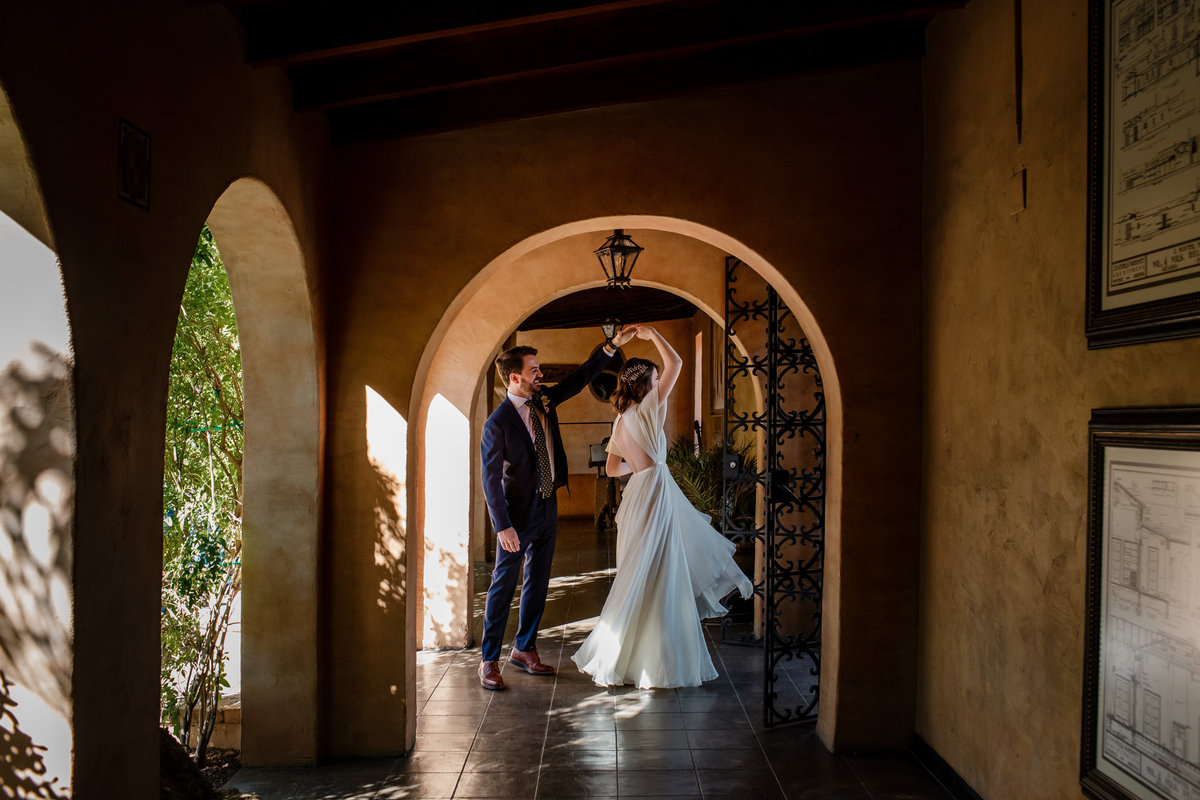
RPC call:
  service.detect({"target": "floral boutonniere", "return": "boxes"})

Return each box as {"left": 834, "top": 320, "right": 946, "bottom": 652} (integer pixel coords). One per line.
{"left": 532, "top": 392, "right": 551, "bottom": 413}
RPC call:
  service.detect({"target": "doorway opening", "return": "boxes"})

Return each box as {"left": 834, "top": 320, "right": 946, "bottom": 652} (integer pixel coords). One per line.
{"left": 0, "top": 85, "right": 74, "bottom": 797}
{"left": 411, "top": 217, "right": 839, "bottom": 735}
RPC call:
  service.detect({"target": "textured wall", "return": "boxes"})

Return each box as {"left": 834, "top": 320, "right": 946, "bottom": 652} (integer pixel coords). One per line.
{"left": 919, "top": 1, "right": 1200, "bottom": 797}
{"left": 0, "top": 0, "right": 329, "bottom": 792}
{"left": 328, "top": 63, "right": 926, "bottom": 753}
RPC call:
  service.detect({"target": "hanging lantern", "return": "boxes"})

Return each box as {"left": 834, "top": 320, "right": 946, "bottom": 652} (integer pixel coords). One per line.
{"left": 594, "top": 229, "right": 643, "bottom": 289}
{"left": 600, "top": 316, "right": 621, "bottom": 343}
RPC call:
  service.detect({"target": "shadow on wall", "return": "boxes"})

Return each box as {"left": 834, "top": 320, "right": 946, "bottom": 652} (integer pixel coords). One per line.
{"left": 0, "top": 672, "right": 68, "bottom": 799}
{"left": 372, "top": 460, "right": 406, "bottom": 615}
{"left": 0, "top": 344, "right": 72, "bottom": 795}
{"left": 366, "top": 386, "right": 408, "bottom": 618}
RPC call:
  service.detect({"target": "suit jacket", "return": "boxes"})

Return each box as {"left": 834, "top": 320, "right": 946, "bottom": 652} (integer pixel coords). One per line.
{"left": 481, "top": 347, "right": 613, "bottom": 533}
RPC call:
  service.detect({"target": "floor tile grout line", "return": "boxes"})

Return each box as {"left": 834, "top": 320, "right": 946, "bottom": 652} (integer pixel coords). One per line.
{"left": 705, "top": 624, "right": 789, "bottom": 800}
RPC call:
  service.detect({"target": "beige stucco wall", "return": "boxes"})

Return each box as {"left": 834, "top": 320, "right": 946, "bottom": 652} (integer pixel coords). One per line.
{"left": 329, "top": 63, "right": 925, "bottom": 754}
{"left": 919, "top": 1, "right": 1200, "bottom": 797}
{"left": 0, "top": 0, "right": 329, "bottom": 792}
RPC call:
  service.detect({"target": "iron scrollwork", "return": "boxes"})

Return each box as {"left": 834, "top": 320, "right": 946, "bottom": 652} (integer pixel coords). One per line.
{"left": 721, "top": 256, "right": 825, "bottom": 727}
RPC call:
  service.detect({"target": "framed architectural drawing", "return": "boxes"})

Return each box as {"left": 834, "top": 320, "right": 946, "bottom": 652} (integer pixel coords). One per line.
{"left": 1087, "top": 1, "right": 1200, "bottom": 348}
{"left": 1083, "top": 407, "right": 1200, "bottom": 800}
{"left": 117, "top": 118, "right": 150, "bottom": 209}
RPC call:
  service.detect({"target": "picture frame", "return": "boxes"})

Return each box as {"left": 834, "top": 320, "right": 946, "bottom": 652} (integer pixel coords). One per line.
{"left": 1086, "top": 1, "right": 1200, "bottom": 348}
{"left": 1082, "top": 406, "right": 1200, "bottom": 800}
{"left": 117, "top": 119, "right": 150, "bottom": 210}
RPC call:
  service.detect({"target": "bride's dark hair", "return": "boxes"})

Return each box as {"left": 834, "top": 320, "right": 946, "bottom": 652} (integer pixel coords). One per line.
{"left": 611, "top": 357, "right": 658, "bottom": 413}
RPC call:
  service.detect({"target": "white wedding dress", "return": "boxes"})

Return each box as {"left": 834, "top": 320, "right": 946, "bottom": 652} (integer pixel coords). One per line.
{"left": 572, "top": 385, "right": 753, "bottom": 688}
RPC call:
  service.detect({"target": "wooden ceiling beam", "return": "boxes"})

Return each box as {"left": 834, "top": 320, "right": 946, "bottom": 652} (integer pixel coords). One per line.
{"left": 326, "top": 19, "right": 931, "bottom": 143}
{"left": 239, "top": 0, "right": 685, "bottom": 67}
{"left": 290, "top": 2, "right": 960, "bottom": 112}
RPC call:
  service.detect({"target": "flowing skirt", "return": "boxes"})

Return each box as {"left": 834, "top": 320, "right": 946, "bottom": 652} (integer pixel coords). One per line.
{"left": 572, "top": 463, "right": 753, "bottom": 688}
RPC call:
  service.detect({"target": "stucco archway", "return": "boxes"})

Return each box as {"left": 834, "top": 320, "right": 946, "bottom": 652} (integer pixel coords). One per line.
{"left": 410, "top": 216, "right": 843, "bottom": 740}
{"left": 0, "top": 83, "right": 74, "bottom": 794}
{"left": 205, "top": 178, "right": 320, "bottom": 766}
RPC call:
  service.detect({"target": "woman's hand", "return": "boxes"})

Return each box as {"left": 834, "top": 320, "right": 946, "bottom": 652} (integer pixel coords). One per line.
{"left": 635, "top": 324, "right": 657, "bottom": 340}
{"left": 611, "top": 324, "right": 639, "bottom": 347}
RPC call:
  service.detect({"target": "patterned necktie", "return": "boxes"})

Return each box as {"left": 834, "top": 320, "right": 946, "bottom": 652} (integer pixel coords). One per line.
{"left": 527, "top": 398, "right": 554, "bottom": 498}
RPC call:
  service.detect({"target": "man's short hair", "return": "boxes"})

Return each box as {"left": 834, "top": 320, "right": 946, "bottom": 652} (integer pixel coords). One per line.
{"left": 496, "top": 346, "right": 537, "bottom": 384}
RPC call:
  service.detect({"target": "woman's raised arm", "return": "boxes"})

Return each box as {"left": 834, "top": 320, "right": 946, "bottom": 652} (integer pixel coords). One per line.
{"left": 636, "top": 325, "right": 682, "bottom": 400}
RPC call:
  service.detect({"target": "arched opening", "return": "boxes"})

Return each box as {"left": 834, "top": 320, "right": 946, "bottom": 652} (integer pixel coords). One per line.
{"left": 410, "top": 217, "right": 841, "bottom": 740}
{"left": 160, "top": 224, "right": 245, "bottom": 764}
{"left": 0, "top": 85, "right": 74, "bottom": 796}
{"left": 200, "top": 178, "right": 321, "bottom": 766}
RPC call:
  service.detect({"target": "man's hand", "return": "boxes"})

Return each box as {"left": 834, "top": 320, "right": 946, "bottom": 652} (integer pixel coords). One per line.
{"left": 497, "top": 527, "right": 521, "bottom": 553}
{"left": 611, "top": 324, "right": 639, "bottom": 347}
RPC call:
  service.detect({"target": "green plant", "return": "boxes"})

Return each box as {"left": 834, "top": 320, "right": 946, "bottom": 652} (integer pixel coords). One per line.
{"left": 665, "top": 433, "right": 756, "bottom": 530}
{"left": 160, "top": 225, "right": 243, "bottom": 765}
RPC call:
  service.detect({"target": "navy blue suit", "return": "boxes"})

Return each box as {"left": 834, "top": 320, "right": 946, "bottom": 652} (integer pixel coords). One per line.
{"left": 480, "top": 347, "right": 613, "bottom": 662}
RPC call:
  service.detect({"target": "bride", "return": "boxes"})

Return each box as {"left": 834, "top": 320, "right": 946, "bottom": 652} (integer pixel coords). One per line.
{"left": 572, "top": 323, "right": 753, "bottom": 688}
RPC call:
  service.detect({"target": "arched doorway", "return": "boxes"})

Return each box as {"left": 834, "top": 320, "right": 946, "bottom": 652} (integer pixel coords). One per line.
{"left": 202, "top": 178, "right": 321, "bottom": 766}
{"left": 0, "top": 84, "right": 74, "bottom": 795}
{"left": 410, "top": 217, "right": 841, "bottom": 741}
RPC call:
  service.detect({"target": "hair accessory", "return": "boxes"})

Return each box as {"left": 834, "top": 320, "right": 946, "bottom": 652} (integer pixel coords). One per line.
{"left": 621, "top": 363, "right": 649, "bottom": 383}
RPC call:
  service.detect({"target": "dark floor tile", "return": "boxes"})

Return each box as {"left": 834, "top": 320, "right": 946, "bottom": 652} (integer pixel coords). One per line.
{"left": 681, "top": 711, "right": 751, "bottom": 730}
{"left": 696, "top": 768, "right": 785, "bottom": 798}
{"left": 547, "top": 710, "right": 616, "bottom": 730}
{"left": 462, "top": 747, "right": 543, "bottom": 772}
{"left": 428, "top": 685, "right": 491, "bottom": 703}
{"left": 289, "top": 782, "right": 382, "bottom": 800}
{"left": 414, "top": 732, "right": 477, "bottom": 752}
{"left": 617, "top": 768, "right": 700, "bottom": 796}
{"left": 685, "top": 727, "right": 759, "bottom": 750}
{"left": 616, "top": 727, "right": 691, "bottom": 750}
{"left": 535, "top": 768, "right": 619, "bottom": 798}
{"left": 615, "top": 691, "right": 682, "bottom": 713}
{"left": 439, "top": 673, "right": 488, "bottom": 687}
{"left": 477, "top": 716, "right": 547, "bottom": 737}
{"left": 376, "top": 772, "right": 460, "bottom": 799}
{"left": 423, "top": 700, "right": 492, "bottom": 717}
{"left": 691, "top": 747, "right": 770, "bottom": 769}
{"left": 677, "top": 695, "right": 745, "bottom": 713}
{"left": 395, "top": 750, "right": 469, "bottom": 774}
{"left": 455, "top": 770, "right": 539, "bottom": 798}
{"left": 773, "top": 781, "right": 871, "bottom": 800}
{"left": 617, "top": 748, "right": 694, "bottom": 771}
{"left": 223, "top": 770, "right": 303, "bottom": 800}
{"left": 614, "top": 712, "right": 685, "bottom": 730}
{"left": 417, "top": 715, "right": 484, "bottom": 734}
{"left": 540, "top": 745, "right": 618, "bottom": 771}
{"left": 676, "top": 681, "right": 738, "bottom": 697}
{"left": 846, "top": 754, "right": 952, "bottom": 799}
{"left": 546, "top": 728, "right": 616, "bottom": 749}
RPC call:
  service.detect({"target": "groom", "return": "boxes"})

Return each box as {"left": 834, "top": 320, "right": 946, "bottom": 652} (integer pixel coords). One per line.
{"left": 479, "top": 330, "right": 632, "bottom": 690}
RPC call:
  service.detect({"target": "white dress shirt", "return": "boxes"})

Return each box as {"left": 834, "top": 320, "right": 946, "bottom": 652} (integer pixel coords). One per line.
{"left": 508, "top": 391, "right": 555, "bottom": 483}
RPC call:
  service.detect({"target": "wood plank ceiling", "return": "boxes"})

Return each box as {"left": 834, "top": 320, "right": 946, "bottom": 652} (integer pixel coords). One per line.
{"left": 219, "top": 0, "right": 964, "bottom": 143}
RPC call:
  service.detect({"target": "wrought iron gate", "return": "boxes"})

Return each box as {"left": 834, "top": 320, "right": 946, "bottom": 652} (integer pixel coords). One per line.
{"left": 720, "top": 256, "right": 825, "bottom": 727}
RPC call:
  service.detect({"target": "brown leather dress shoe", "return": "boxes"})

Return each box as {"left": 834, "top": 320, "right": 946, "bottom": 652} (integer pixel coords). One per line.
{"left": 509, "top": 647, "right": 555, "bottom": 675}
{"left": 479, "top": 660, "right": 505, "bottom": 690}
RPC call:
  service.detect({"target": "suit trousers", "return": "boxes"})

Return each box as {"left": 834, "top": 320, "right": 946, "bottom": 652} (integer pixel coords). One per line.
{"left": 480, "top": 492, "right": 558, "bottom": 662}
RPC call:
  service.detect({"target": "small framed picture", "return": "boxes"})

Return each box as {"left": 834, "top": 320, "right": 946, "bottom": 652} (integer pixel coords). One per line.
{"left": 1083, "top": 406, "right": 1200, "bottom": 800}
{"left": 117, "top": 119, "right": 150, "bottom": 209}
{"left": 1086, "top": 1, "right": 1200, "bottom": 347}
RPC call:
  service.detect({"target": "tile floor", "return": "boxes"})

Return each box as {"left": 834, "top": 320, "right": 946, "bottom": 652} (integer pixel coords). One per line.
{"left": 229, "top": 521, "right": 956, "bottom": 799}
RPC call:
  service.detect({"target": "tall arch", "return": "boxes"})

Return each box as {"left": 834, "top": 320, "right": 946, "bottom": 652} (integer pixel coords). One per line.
{"left": 0, "top": 84, "right": 74, "bottom": 794}
{"left": 409, "top": 216, "right": 843, "bottom": 740}
{"left": 205, "top": 178, "right": 320, "bottom": 766}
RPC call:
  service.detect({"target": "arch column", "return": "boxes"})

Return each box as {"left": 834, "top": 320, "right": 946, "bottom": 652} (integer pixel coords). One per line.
{"left": 207, "top": 178, "right": 321, "bottom": 766}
